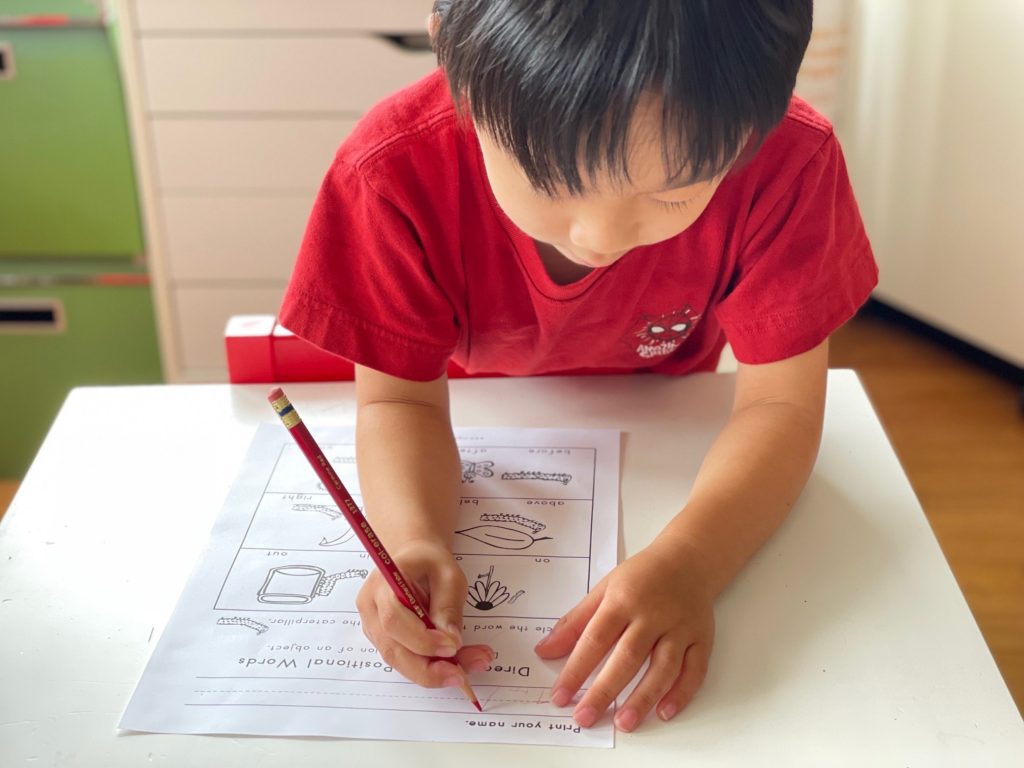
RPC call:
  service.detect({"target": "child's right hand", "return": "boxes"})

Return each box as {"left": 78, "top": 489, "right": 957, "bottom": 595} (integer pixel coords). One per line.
{"left": 355, "top": 538, "right": 495, "bottom": 688}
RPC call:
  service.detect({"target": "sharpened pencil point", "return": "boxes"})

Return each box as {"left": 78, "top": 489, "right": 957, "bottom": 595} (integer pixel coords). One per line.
{"left": 457, "top": 679, "right": 483, "bottom": 712}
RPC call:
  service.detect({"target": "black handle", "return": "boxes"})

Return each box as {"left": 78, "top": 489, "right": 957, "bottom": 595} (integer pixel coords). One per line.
{"left": 377, "top": 33, "right": 434, "bottom": 53}
{"left": 0, "top": 299, "right": 65, "bottom": 334}
{"left": 0, "top": 42, "right": 11, "bottom": 80}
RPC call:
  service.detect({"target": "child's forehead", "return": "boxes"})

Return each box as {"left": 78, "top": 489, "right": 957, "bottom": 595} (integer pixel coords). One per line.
{"left": 574, "top": 156, "right": 710, "bottom": 198}
{"left": 614, "top": 95, "right": 731, "bottom": 184}
{"left": 478, "top": 94, "right": 720, "bottom": 197}
{"left": 581, "top": 171, "right": 716, "bottom": 199}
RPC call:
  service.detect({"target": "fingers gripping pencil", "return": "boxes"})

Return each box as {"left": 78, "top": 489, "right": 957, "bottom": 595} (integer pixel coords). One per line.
{"left": 268, "top": 387, "right": 482, "bottom": 712}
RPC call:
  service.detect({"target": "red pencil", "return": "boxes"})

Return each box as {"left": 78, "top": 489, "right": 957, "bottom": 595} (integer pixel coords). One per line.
{"left": 268, "top": 386, "right": 482, "bottom": 712}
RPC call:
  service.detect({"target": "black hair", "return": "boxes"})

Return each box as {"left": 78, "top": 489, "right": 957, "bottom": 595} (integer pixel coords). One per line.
{"left": 432, "top": 0, "right": 813, "bottom": 195}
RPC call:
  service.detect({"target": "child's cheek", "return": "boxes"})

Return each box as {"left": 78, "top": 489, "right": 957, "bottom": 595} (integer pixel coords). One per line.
{"left": 501, "top": 197, "right": 569, "bottom": 243}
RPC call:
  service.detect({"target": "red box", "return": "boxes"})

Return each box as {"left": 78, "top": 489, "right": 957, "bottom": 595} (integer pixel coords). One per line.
{"left": 224, "top": 315, "right": 489, "bottom": 383}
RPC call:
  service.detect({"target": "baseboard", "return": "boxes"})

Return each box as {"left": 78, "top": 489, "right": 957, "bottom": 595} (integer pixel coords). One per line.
{"left": 860, "top": 298, "right": 1024, "bottom": 386}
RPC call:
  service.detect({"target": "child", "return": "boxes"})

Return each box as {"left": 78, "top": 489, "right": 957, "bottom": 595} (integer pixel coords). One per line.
{"left": 280, "top": 0, "right": 876, "bottom": 732}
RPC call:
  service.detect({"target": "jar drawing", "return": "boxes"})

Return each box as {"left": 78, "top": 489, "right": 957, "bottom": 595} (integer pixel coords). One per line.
{"left": 256, "top": 564, "right": 368, "bottom": 604}
{"left": 258, "top": 565, "right": 325, "bottom": 604}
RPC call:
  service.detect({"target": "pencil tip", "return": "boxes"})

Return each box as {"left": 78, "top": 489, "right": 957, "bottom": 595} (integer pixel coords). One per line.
{"left": 459, "top": 680, "right": 483, "bottom": 711}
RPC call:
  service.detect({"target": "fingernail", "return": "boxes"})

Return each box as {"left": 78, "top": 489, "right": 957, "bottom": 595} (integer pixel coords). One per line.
{"left": 436, "top": 642, "right": 458, "bottom": 657}
{"left": 534, "top": 635, "right": 550, "bottom": 649}
{"left": 574, "top": 706, "right": 599, "bottom": 728}
{"left": 550, "top": 687, "right": 572, "bottom": 707}
{"left": 658, "top": 702, "right": 678, "bottom": 721}
{"left": 444, "top": 623, "right": 463, "bottom": 647}
{"left": 442, "top": 675, "right": 464, "bottom": 688}
{"left": 615, "top": 708, "right": 639, "bottom": 732}
{"left": 467, "top": 657, "right": 489, "bottom": 673}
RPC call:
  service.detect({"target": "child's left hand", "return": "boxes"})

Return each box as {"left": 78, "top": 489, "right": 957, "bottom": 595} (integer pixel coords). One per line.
{"left": 534, "top": 539, "right": 715, "bottom": 732}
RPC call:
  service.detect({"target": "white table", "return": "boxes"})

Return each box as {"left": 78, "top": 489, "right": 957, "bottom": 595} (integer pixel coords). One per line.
{"left": 1, "top": 371, "right": 1021, "bottom": 766}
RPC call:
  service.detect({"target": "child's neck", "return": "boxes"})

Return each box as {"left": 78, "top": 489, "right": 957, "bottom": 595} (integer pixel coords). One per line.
{"left": 534, "top": 240, "right": 594, "bottom": 285}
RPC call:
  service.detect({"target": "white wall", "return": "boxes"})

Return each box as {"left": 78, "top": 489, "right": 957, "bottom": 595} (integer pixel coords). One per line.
{"left": 839, "top": 0, "right": 1024, "bottom": 366}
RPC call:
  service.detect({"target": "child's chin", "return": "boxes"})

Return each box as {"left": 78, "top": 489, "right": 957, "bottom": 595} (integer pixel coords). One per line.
{"left": 564, "top": 249, "right": 625, "bottom": 268}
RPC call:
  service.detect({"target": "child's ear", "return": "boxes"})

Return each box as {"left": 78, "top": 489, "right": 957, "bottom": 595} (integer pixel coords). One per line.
{"left": 427, "top": 12, "right": 441, "bottom": 41}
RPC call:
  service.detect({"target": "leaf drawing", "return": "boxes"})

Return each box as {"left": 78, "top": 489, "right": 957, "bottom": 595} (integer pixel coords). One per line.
{"left": 456, "top": 524, "right": 552, "bottom": 550}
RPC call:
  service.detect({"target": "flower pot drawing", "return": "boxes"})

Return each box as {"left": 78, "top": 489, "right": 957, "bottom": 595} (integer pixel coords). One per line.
{"left": 466, "top": 565, "right": 525, "bottom": 611}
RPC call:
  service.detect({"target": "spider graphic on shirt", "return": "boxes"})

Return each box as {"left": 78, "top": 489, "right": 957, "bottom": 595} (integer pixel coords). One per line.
{"left": 632, "top": 305, "right": 701, "bottom": 359}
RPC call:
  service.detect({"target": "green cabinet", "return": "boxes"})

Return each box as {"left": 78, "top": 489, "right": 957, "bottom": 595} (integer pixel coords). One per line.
{"left": 0, "top": 277, "right": 163, "bottom": 476}
{"left": 0, "top": 10, "right": 142, "bottom": 258}
{"left": 0, "top": 5, "right": 163, "bottom": 476}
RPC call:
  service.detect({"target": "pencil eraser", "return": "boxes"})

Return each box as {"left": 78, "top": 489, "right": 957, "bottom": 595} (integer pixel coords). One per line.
{"left": 268, "top": 387, "right": 285, "bottom": 403}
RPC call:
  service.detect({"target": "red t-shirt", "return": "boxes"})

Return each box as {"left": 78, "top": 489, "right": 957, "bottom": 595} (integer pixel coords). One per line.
{"left": 280, "top": 70, "right": 877, "bottom": 381}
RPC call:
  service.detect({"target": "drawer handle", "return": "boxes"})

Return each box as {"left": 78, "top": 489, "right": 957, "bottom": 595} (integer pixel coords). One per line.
{"left": 377, "top": 33, "right": 434, "bottom": 53}
{"left": 0, "top": 298, "right": 65, "bottom": 334}
{"left": 0, "top": 41, "right": 13, "bottom": 81}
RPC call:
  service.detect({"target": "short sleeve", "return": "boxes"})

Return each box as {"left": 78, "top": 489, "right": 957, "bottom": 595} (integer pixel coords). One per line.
{"left": 279, "top": 160, "right": 459, "bottom": 381}
{"left": 714, "top": 133, "right": 878, "bottom": 364}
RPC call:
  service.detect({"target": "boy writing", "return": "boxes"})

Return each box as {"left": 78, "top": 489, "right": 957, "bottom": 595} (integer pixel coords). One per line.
{"left": 280, "top": 0, "right": 876, "bottom": 732}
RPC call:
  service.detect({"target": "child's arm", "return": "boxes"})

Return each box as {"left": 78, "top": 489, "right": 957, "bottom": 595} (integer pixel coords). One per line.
{"left": 353, "top": 365, "right": 494, "bottom": 688}
{"left": 537, "top": 340, "right": 829, "bottom": 731}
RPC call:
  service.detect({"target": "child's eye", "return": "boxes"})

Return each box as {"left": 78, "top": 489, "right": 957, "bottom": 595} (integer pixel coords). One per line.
{"left": 654, "top": 197, "right": 693, "bottom": 211}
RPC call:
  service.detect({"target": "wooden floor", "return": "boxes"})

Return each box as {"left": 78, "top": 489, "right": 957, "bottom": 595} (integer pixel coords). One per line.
{"left": 0, "top": 310, "right": 1021, "bottom": 715}
{"left": 830, "top": 308, "right": 1024, "bottom": 715}
{"left": 0, "top": 481, "right": 15, "bottom": 521}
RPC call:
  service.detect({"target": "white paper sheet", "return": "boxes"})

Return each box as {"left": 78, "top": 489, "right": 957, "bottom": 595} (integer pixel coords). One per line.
{"left": 120, "top": 424, "right": 620, "bottom": 748}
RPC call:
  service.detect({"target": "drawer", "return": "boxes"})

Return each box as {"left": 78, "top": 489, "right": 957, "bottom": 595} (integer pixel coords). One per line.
{"left": 139, "top": 36, "right": 438, "bottom": 113}
{"left": 0, "top": 283, "right": 162, "bottom": 475}
{"left": 174, "top": 285, "right": 286, "bottom": 375}
{"left": 132, "top": 0, "right": 434, "bottom": 33}
{"left": 151, "top": 118, "right": 354, "bottom": 190}
{"left": 161, "top": 194, "right": 313, "bottom": 282}
{"left": 0, "top": 27, "right": 143, "bottom": 258}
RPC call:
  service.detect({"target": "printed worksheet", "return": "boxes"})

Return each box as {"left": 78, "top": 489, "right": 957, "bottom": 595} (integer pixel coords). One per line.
{"left": 120, "top": 424, "right": 620, "bottom": 748}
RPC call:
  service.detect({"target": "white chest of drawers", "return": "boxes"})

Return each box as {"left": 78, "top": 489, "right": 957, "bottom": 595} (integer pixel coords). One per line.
{"left": 115, "top": 0, "right": 437, "bottom": 381}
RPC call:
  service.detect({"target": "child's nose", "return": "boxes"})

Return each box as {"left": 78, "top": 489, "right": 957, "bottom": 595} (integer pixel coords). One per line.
{"left": 568, "top": 212, "right": 638, "bottom": 257}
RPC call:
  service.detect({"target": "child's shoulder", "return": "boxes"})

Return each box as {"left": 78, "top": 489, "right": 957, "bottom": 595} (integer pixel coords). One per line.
{"left": 753, "top": 95, "right": 837, "bottom": 173}
{"left": 730, "top": 96, "right": 841, "bottom": 198}
{"left": 335, "top": 69, "right": 463, "bottom": 176}
{"left": 780, "top": 95, "right": 834, "bottom": 139}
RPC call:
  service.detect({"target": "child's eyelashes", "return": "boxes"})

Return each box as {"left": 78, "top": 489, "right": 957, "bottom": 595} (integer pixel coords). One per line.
{"left": 654, "top": 197, "right": 694, "bottom": 211}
